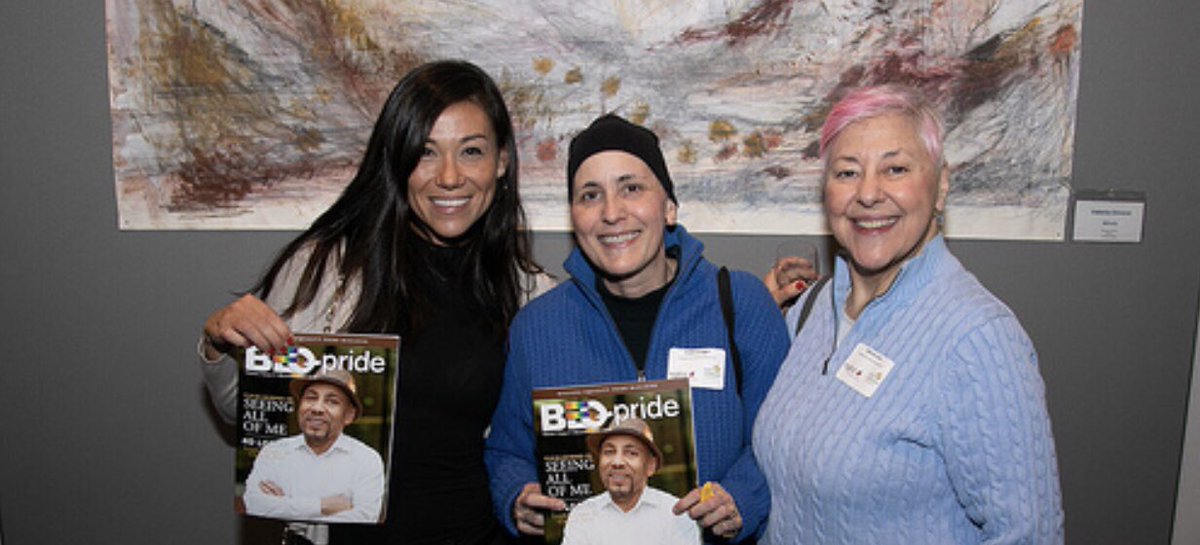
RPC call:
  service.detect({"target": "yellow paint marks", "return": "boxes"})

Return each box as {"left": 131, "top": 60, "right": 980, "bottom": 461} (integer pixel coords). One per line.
{"left": 743, "top": 130, "right": 766, "bottom": 158}
{"left": 533, "top": 57, "right": 555, "bottom": 76}
{"left": 564, "top": 67, "right": 583, "bottom": 84}
{"left": 601, "top": 76, "right": 621, "bottom": 98}
{"left": 498, "top": 75, "right": 549, "bottom": 131}
{"left": 677, "top": 140, "right": 697, "bottom": 165}
{"left": 709, "top": 119, "right": 737, "bottom": 142}
{"left": 170, "top": 17, "right": 241, "bottom": 87}
{"left": 315, "top": 87, "right": 333, "bottom": 104}
{"left": 294, "top": 127, "right": 324, "bottom": 152}
{"left": 325, "top": 0, "right": 378, "bottom": 52}
{"left": 287, "top": 98, "right": 319, "bottom": 122}
{"left": 629, "top": 102, "right": 650, "bottom": 125}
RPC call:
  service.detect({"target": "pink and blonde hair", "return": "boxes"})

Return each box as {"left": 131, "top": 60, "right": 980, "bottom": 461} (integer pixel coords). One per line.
{"left": 818, "top": 84, "right": 945, "bottom": 166}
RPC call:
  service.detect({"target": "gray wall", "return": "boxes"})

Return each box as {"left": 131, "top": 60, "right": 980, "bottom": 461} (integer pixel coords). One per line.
{"left": 1, "top": 1, "right": 1197, "bottom": 543}
{"left": 1173, "top": 303, "right": 1200, "bottom": 544}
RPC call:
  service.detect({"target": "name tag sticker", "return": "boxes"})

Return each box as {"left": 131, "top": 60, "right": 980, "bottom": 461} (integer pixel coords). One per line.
{"left": 835, "top": 343, "right": 895, "bottom": 398}
{"left": 667, "top": 348, "right": 726, "bottom": 390}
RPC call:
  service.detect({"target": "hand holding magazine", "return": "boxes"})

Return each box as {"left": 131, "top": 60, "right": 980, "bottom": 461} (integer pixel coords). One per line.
{"left": 235, "top": 332, "right": 399, "bottom": 524}
{"left": 533, "top": 379, "right": 701, "bottom": 545}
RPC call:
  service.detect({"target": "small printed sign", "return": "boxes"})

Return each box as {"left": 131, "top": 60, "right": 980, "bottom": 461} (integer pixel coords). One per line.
{"left": 1071, "top": 190, "right": 1145, "bottom": 243}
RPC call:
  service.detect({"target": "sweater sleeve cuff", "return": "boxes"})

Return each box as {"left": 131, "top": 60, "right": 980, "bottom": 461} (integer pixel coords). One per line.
{"left": 196, "top": 339, "right": 239, "bottom": 424}
{"left": 720, "top": 475, "right": 770, "bottom": 542}
{"left": 500, "top": 485, "right": 522, "bottom": 536}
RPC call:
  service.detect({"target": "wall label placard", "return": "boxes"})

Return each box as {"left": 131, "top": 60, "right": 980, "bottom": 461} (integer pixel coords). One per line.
{"left": 1071, "top": 190, "right": 1146, "bottom": 243}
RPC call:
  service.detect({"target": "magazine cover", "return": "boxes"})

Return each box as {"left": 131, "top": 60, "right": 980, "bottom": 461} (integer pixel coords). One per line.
{"left": 235, "top": 332, "right": 399, "bottom": 524}
{"left": 533, "top": 379, "right": 700, "bottom": 545}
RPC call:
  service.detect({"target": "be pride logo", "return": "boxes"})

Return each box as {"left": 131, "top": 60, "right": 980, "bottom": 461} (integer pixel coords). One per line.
{"left": 245, "top": 346, "right": 319, "bottom": 375}
{"left": 245, "top": 346, "right": 386, "bottom": 375}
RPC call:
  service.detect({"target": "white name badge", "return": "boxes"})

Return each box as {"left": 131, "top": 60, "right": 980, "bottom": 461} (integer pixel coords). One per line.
{"left": 667, "top": 348, "right": 726, "bottom": 390}
{"left": 835, "top": 343, "right": 895, "bottom": 398}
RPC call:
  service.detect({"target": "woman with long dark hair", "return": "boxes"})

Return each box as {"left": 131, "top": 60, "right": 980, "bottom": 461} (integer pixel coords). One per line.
{"left": 199, "top": 60, "right": 552, "bottom": 545}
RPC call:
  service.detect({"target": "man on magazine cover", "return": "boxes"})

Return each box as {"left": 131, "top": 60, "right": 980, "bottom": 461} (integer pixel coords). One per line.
{"left": 243, "top": 368, "right": 385, "bottom": 523}
{"left": 561, "top": 418, "right": 700, "bottom": 545}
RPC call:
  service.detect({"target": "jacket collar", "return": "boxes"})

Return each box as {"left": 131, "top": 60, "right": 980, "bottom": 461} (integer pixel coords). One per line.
{"left": 832, "top": 233, "right": 953, "bottom": 310}
{"left": 564, "top": 224, "right": 705, "bottom": 307}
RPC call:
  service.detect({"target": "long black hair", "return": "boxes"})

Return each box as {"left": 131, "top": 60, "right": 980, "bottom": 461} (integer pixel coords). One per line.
{"left": 253, "top": 59, "right": 539, "bottom": 339}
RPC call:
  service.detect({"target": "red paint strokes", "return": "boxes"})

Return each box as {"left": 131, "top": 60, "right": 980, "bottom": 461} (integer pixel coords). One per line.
{"left": 170, "top": 145, "right": 268, "bottom": 210}
{"left": 762, "top": 129, "right": 784, "bottom": 151}
{"left": 676, "top": 0, "right": 796, "bottom": 47}
{"left": 715, "top": 143, "right": 739, "bottom": 163}
{"left": 536, "top": 138, "right": 558, "bottom": 163}
{"left": 951, "top": 21, "right": 1041, "bottom": 119}
{"left": 169, "top": 141, "right": 339, "bottom": 212}
{"left": 761, "top": 165, "right": 792, "bottom": 180}
{"left": 866, "top": 50, "right": 959, "bottom": 93}
{"left": 740, "top": 128, "right": 783, "bottom": 158}
{"left": 1049, "top": 24, "right": 1077, "bottom": 60}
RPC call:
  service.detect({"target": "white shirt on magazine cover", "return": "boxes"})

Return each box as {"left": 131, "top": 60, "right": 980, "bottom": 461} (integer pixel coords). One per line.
{"left": 243, "top": 432, "right": 385, "bottom": 523}
{"left": 561, "top": 486, "right": 700, "bottom": 545}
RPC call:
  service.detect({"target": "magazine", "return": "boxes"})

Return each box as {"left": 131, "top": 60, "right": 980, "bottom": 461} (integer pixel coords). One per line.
{"left": 236, "top": 332, "right": 399, "bottom": 524}
{"left": 533, "top": 378, "right": 700, "bottom": 545}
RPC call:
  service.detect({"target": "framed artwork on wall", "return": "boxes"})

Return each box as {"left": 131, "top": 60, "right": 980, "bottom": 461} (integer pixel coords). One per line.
{"left": 106, "top": 0, "right": 1082, "bottom": 239}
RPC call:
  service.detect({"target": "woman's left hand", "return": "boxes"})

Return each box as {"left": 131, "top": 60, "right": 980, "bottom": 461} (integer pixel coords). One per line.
{"left": 764, "top": 256, "right": 818, "bottom": 309}
{"left": 673, "top": 481, "right": 742, "bottom": 540}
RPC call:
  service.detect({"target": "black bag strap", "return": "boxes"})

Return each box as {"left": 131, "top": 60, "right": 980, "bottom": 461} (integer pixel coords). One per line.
{"left": 717, "top": 267, "right": 743, "bottom": 397}
{"left": 794, "top": 275, "right": 832, "bottom": 337}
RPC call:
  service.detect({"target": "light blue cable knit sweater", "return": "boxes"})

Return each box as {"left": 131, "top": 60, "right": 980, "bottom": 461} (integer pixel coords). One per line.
{"left": 753, "top": 235, "right": 1063, "bottom": 544}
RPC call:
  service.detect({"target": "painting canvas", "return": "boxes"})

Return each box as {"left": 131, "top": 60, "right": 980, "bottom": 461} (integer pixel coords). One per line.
{"left": 106, "top": 0, "right": 1083, "bottom": 239}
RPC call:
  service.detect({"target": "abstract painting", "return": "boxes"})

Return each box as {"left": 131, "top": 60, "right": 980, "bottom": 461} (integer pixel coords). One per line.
{"left": 106, "top": 0, "right": 1083, "bottom": 238}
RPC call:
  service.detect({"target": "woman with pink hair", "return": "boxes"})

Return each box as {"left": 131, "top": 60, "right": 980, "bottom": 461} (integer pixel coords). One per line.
{"left": 753, "top": 85, "right": 1064, "bottom": 544}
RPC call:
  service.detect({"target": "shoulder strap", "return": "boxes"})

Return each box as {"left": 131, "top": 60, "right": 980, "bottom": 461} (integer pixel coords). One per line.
{"left": 717, "top": 267, "right": 743, "bottom": 397}
{"left": 794, "top": 275, "right": 831, "bottom": 337}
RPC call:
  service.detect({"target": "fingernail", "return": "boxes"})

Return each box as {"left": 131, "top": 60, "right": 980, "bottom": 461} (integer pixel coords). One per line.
{"left": 794, "top": 281, "right": 808, "bottom": 291}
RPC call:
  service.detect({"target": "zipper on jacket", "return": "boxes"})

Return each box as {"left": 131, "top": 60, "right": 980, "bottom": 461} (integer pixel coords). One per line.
{"left": 823, "top": 260, "right": 912, "bottom": 375}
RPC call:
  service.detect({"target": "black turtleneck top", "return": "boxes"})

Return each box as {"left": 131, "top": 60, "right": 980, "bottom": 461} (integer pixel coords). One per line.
{"left": 596, "top": 277, "right": 674, "bottom": 374}
{"left": 332, "top": 239, "right": 510, "bottom": 545}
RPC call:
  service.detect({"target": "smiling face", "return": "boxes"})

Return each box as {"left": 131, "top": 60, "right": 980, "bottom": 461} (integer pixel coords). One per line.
{"left": 597, "top": 434, "right": 658, "bottom": 512}
{"left": 570, "top": 151, "right": 678, "bottom": 298}
{"left": 297, "top": 383, "right": 357, "bottom": 455}
{"left": 407, "top": 100, "right": 508, "bottom": 245}
{"left": 824, "top": 112, "right": 949, "bottom": 288}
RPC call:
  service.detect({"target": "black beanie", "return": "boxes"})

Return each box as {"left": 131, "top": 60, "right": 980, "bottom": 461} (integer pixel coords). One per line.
{"left": 567, "top": 114, "right": 677, "bottom": 204}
